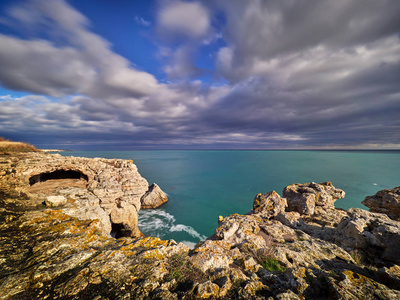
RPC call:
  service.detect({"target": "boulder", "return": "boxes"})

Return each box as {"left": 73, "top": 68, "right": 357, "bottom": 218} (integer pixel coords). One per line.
{"left": 252, "top": 190, "right": 287, "bottom": 218}
{"left": 362, "top": 187, "right": 400, "bottom": 221}
{"left": 141, "top": 183, "right": 168, "bottom": 209}
{"left": 335, "top": 208, "right": 400, "bottom": 265}
{"left": 283, "top": 182, "right": 345, "bottom": 215}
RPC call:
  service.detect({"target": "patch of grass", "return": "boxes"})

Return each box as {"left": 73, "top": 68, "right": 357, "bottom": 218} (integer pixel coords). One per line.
{"left": 165, "top": 253, "right": 207, "bottom": 283}
{"left": 259, "top": 256, "right": 287, "bottom": 272}
{"left": 0, "top": 138, "right": 41, "bottom": 153}
{"left": 350, "top": 250, "right": 363, "bottom": 265}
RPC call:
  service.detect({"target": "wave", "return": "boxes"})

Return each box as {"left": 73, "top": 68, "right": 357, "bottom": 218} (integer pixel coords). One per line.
{"left": 138, "top": 209, "right": 206, "bottom": 242}
{"left": 170, "top": 224, "right": 207, "bottom": 240}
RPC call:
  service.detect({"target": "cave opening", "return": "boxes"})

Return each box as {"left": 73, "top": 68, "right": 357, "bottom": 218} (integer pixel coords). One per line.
{"left": 29, "top": 170, "right": 89, "bottom": 186}
{"left": 110, "top": 222, "right": 131, "bottom": 239}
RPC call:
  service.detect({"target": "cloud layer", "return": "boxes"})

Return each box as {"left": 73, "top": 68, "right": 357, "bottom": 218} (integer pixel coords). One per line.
{"left": 0, "top": 0, "right": 399, "bottom": 149}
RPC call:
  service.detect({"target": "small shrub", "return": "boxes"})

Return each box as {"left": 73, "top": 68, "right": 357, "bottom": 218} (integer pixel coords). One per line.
{"left": 165, "top": 253, "right": 207, "bottom": 283}
{"left": 350, "top": 250, "right": 363, "bottom": 265}
{"left": 259, "top": 256, "right": 287, "bottom": 272}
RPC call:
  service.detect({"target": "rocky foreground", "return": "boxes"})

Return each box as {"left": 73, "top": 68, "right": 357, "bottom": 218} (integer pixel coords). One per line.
{"left": 1, "top": 152, "right": 400, "bottom": 299}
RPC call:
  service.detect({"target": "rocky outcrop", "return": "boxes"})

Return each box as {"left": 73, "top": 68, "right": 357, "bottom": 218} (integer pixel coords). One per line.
{"left": 283, "top": 181, "right": 345, "bottom": 215}
{"left": 141, "top": 183, "right": 169, "bottom": 209}
{"left": 362, "top": 187, "right": 400, "bottom": 221}
{"left": 335, "top": 208, "right": 400, "bottom": 265}
{"left": 0, "top": 152, "right": 167, "bottom": 238}
{"left": 1, "top": 154, "right": 400, "bottom": 300}
{"left": 252, "top": 190, "right": 287, "bottom": 217}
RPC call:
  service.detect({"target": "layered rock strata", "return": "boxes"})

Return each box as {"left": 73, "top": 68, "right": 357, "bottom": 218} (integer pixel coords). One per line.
{"left": 1, "top": 154, "right": 400, "bottom": 299}
{"left": 0, "top": 152, "right": 168, "bottom": 238}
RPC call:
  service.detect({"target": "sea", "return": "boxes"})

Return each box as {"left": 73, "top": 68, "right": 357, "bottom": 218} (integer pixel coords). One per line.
{"left": 61, "top": 150, "right": 400, "bottom": 248}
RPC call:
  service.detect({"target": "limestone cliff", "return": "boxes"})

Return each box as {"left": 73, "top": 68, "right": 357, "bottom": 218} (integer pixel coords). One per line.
{"left": 0, "top": 152, "right": 167, "bottom": 238}
{"left": 1, "top": 153, "right": 400, "bottom": 299}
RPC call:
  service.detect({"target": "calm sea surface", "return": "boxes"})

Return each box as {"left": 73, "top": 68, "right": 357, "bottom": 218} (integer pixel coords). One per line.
{"left": 61, "top": 150, "right": 400, "bottom": 247}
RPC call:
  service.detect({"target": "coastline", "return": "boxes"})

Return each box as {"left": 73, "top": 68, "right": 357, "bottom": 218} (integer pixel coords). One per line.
{"left": 41, "top": 149, "right": 69, "bottom": 152}
{"left": 1, "top": 151, "right": 400, "bottom": 299}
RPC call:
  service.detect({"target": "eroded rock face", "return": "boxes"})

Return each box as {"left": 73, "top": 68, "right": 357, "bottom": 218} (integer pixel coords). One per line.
{"left": 362, "top": 187, "right": 400, "bottom": 221}
{"left": 0, "top": 152, "right": 150, "bottom": 237}
{"left": 283, "top": 181, "right": 345, "bottom": 215}
{"left": 141, "top": 183, "right": 169, "bottom": 209}
{"left": 335, "top": 208, "right": 400, "bottom": 265}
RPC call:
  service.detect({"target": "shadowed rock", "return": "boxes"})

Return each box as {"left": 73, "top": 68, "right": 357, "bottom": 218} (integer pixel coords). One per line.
{"left": 362, "top": 187, "right": 400, "bottom": 221}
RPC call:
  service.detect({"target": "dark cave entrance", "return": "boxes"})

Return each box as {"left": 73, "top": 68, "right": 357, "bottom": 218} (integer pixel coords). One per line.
{"left": 29, "top": 170, "right": 89, "bottom": 186}
{"left": 110, "top": 222, "right": 131, "bottom": 239}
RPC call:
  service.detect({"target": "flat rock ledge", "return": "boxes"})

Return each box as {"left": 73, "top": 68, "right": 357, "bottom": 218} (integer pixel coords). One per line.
{"left": 1, "top": 154, "right": 400, "bottom": 299}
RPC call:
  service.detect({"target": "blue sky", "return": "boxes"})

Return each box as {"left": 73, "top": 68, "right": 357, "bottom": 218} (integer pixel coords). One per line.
{"left": 0, "top": 0, "right": 399, "bottom": 150}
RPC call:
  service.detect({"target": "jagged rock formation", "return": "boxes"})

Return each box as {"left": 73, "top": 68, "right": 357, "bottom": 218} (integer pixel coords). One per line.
{"left": 1, "top": 153, "right": 400, "bottom": 299}
{"left": 0, "top": 152, "right": 160, "bottom": 238}
{"left": 141, "top": 183, "right": 169, "bottom": 209}
{"left": 362, "top": 186, "right": 400, "bottom": 221}
{"left": 283, "top": 181, "right": 345, "bottom": 215}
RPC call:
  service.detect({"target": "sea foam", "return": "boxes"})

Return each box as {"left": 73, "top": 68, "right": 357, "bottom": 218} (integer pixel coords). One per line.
{"left": 138, "top": 209, "right": 206, "bottom": 242}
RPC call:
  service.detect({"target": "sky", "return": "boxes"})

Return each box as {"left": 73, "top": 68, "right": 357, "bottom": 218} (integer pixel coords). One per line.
{"left": 0, "top": 0, "right": 399, "bottom": 150}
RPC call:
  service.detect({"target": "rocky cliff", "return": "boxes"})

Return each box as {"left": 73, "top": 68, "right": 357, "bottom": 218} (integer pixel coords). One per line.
{"left": 0, "top": 152, "right": 168, "bottom": 239}
{"left": 1, "top": 152, "right": 400, "bottom": 299}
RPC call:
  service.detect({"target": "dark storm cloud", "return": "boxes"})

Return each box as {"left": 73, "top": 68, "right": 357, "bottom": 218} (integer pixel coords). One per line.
{"left": 215, "top": 0, "right": 400, "bottom": 78}
{"left": 208, "top": 0, "right": 400, "bottom": 148}
{"left": 0, "top": 0, "right": 399, "bottom": 149}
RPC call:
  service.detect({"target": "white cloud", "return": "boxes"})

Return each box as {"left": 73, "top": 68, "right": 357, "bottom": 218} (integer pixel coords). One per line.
{"left": 134, "top": 16, "right": 151, "bottom": 27}
{"left": 216, "top": 47, "right": 234, "bottom": 75}
{"left": 158, "top": 1, "right": 210, "bottom": 39}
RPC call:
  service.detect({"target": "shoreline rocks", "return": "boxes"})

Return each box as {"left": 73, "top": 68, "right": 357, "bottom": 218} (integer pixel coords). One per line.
{"left": 362, "top": 186, "right": 400, "bottom": 221}
{"left": 1, "top": 153, "right": 400, "bottom": 299}
{"left": 141, "top": 183, "right": 169, "bottom": 209}
{"left": 0, "top": 152, "right": 168, "bottom": 238}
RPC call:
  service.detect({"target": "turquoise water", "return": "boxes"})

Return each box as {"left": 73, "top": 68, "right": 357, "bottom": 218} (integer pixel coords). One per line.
{"left": 61, "top": 150, "right": 400, "bottom": 246}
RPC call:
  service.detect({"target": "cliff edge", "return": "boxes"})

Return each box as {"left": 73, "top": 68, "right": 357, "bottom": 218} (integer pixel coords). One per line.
{"left": 1, "top": 152, "right": 400, "bottom": 299}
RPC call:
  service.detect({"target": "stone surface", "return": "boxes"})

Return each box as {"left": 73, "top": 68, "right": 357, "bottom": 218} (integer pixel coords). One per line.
{"left": 195, "top": 280, "right": 220, "bottom": 298}
{"left": 252, "top": 190, "right": 287, "bottom": 218}
{"left": 2, "top": 156, "right": 400, "bottom": 300}
{"left": 0, "top": 152, "right": 151, "bottom": 238}
{"left": 335, "top": 208, "right": 400, "bottom": 265}
{"left": 283, "top": 181, "right": 345, "bottom": 215}
{"left": 362, "top": 187, "right": 400, "bottom": 221}
{"left": 141, "top": 183, "right": 169, "bottom": 209}
{"left": 45, "top": 195, "right": 67, "bottom": 207}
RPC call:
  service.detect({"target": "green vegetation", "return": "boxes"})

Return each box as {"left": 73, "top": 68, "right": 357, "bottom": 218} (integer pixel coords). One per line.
{"left": 259, "top": 256, "right": 287, "bottom": 272}
{"left": 165, "top": 253, "right": 206, "bottom": 283}
{"left": 350, "top": 250, "right": 363, "bottom": 265}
